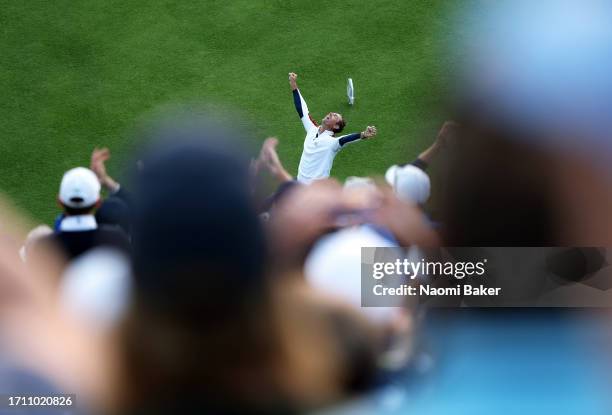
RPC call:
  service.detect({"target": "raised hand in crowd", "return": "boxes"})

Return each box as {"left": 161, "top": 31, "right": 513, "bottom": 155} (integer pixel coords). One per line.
{"left": 91, "top": 147, "right": 120, "bottom": 193}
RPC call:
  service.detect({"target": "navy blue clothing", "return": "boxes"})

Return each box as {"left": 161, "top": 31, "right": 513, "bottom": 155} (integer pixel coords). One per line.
{"left": 338, "top": 133, "right": 361, "bottom": 146}
{"left": 96, "top": 195, "right": 131, "bottom": 236}
{"left": 35, "top": 225, "right": 130, "bottom": 261}
{"left": 292, "top": 89, "right": 304, "bottom": 118}
{"left": 406, "top": 158, "right": 428, "bottom": 171}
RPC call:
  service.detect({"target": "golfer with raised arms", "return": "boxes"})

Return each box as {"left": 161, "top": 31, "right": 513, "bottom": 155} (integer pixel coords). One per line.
{"left": 289, "top": 72, "right": 377, "bottom": 184}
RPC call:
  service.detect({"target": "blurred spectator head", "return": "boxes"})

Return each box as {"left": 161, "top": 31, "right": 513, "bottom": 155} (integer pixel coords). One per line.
{"left": 305, "top": 225, "right": 403, "bottom": 324}
{"left": 385, "top": 164, "right": 431, "bottom": 205}
{"left": 129, "top": 119, "right": 265, "bottom": 314}
{"left": 442, "top": 0, "right": 612, "bottom": 245}
{"left": 58, "top": 167, "right": 101, "bottom": 215}
{"left": 61, "top": 247, "right": 132, "bottom": 330}
{"left": 343, "top": 176, "right": 376, "bottom": 192}
{"left": 459, "top": 0, "right": 612, "bottom": 157}
{"left": 121, "top": 116, "right": 280, "bottom": 410}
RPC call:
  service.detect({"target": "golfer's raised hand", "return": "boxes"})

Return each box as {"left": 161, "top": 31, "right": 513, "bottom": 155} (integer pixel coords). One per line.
{"left": 361, "top": 126, "right": 377, "bottom": 139}
{"left": 288, "top": 72, "right": 298, "bottom": 90}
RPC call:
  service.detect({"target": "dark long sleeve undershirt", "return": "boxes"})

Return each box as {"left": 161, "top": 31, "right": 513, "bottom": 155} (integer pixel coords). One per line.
{"left": 292, "top": 89, "right": 304, "bottom": 118}
{"left": 338, "top": 133, "right": 361, "bottom": 147}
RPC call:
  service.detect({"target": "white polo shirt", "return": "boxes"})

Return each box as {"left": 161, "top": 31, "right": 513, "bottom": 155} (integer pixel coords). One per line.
{"left": 293, "top": 89, "right": 359, "bottom": 184}
{"left": 297, "top": 126, "right": 341, "bottom": 184}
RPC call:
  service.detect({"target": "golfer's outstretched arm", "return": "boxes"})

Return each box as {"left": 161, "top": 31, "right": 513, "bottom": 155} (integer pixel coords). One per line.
{"left": 337, "top": 133, "right": 362, "bottom": 147}
{"left": 338, "top": 126, "right": 378, "bottom": 148}
{"left": 289, "top": 72, "right": 317, "bottom": 131}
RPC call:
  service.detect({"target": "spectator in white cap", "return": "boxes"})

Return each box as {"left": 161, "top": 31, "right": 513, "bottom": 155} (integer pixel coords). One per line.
{"left": 32, "top": 167, "right": 130, "bottom": 264}
{"left": 385, "top": 121, "right": 456, "bottom": 205}
{"left": 59, "top": 167, "right": 101, "bottom": 214}
{"left": 385, "top": 165, "right": 431, "bottom": 205}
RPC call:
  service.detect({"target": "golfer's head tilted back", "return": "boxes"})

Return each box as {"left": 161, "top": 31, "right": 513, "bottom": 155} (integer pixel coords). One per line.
{"left": 289, "top": 72, "right": 377, "bottom": 184}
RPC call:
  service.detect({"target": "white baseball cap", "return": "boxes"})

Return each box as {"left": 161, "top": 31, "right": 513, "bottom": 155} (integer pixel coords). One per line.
{"left": 59, "top": 167, "right": 101, "bottom": 208}
{"left": 385, "top": 164, "right": 431, "bottom": 205}
{"left": 305, "top": 225, "right": 403, "bottom": 324}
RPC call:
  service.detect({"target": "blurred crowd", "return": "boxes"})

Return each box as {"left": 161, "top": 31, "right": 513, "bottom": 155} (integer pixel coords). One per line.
{"left": 3, "top": 0, "right": 612, "bottom": 414}
{"left": 1, "top": 114, "right": 454, "bottom": 414}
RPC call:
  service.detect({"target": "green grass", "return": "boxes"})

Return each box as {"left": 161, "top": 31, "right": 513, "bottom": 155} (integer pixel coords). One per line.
{"left": 0, "top": 0, "right": 454, "bottom": 224}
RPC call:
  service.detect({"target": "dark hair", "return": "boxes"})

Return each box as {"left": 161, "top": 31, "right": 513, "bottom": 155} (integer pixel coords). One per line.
{"left": 62, "top": 203, "right": 96, "bottom": 216}
{"left": 129, "top": 131, "right": 266, "bottom": 305}
{"left": 440, "top": 122, "right": 557, "bottom": 245}
{"left": 333, "top": 116, "right": 346, "bottom": 134}
{"left": 122, "top": 119, "right": 280, "bottom": 409}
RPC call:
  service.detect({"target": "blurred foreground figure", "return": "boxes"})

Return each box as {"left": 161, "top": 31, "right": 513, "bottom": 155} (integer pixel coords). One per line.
{"left": 366, "top": 2, "right": 612, "bottom": 414}
{"left": 119, "top": 118, "right": 383, "bottom": 413}
{"left": 443, "top": 0, "right": 612, "bottom": 246}
{"left": 0, "top": 116, "right": 387, "bottom": 415}
{"left": 121, "top": 122, "right": 276, "bottom": 412}
{"left": 0, "top": 199, "right": 120, "bottom": 414}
